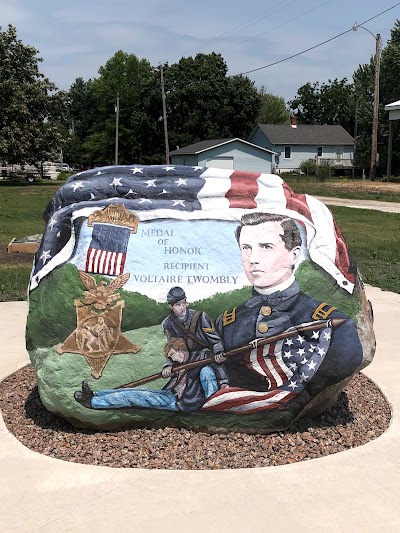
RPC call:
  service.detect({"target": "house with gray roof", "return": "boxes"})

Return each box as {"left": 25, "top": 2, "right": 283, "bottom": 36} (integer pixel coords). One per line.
{"left": 170, "top": 138, "right": 276, "bottom": 174}
{"left": 248, "top": 121, "right": 355, "bottom": 173}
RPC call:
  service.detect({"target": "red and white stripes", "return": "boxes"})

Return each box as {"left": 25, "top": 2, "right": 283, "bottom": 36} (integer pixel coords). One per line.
{"left": 85, "top": 248, "right": 126, "bottom": 276}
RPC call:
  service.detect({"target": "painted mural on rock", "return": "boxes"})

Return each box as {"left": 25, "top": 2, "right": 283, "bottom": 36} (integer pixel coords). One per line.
{"left": 26, "top": 165, "right": 375, "bottom": 433}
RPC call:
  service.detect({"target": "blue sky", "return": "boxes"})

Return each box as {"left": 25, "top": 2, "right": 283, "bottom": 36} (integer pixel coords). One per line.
{"left": 2, "top": 0, "right": 400, "bottom": 101}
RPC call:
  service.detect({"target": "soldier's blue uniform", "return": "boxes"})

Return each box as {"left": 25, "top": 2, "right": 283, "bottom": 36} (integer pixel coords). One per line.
{"left": 215, "top": 280, "right": 363, "bottom": 394}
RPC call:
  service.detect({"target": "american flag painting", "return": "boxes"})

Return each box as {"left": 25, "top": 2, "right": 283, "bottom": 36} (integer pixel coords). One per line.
{"left": 85, "top": 224, "right": 130, "bottom": 276}
{"left": 203, "top": 324, "right": 332, "bottom": 414}
{"left": 30, "top": 165, "right": 356, "bottom": 292}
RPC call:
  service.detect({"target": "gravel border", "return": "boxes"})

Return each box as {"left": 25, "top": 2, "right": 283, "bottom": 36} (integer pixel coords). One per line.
{"left": 0, "top": 365, "right": 391, "bottom": 470}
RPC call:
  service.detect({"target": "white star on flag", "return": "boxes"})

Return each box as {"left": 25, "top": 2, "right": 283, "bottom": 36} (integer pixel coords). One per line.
{"left": 308, "top": 344, "right": 316, "bottom": 352}
{"left": 172, "top": 200, "right": 185, "bottom": 207}
{"left": 164, "top": 166, "right": 175, "bottom": 171}
{"left": 131, "top": 167, "right": 143, "bottom": 174}
{"left": 283, "top": 351, "right": 293, "bottom": 359}
{"left": 90, "top": 193, "right": 96, "bottom": 200}
{"left": 49, "top": 217, "right": 57, "bottom": 231}
{"left": 296, "top": 335, "right": 305, "bottom": 344}
{"left": 317, "top": 347, "right": 326, "bottom": 357}
{"left": 323, "top": 331, "right": 331, "bottom": 341}
{"left": 300, "top": 357, "right": 308, "bottom": 364}
{"left": 311, "top": 330, "right": 320, "bottom": 339}
{"left": 288, "top": 380, "right": 298, "bottom": 390}
{"left": 40, "top": 250, "right": 51, "bottom": 264}
{"left": 159, "top": 189, "right": 168, "bottom": 194}
{"left": 285, "top": 338, "right": 294, "bottom": 346}
{"left": 70, "top": 181, "right": 84, "bottom": 191}
{"left": 144, "top": 179, "right": 157, "bottom": 187}
{"left": 192, "top": 166, "right": 203, "bottom": 171}
{"left": 299, "top": 372, "right": 309, "bottom": 383}
{"left": 175, "top": 178, "right": 187, "bottom": 186}
{"left": 96, "top": 171, "right": 102, "bottom": 175}
{"left": 56, "top": 231, "right": 61, "bottom": 238}
{"left": 110, "top": 177, "right": 123, "bottom": 186}
{"left": 297, "top": 348, "right": 305, "bottom": 356}
{"left": 307, "top": 360, "right": 317, "bottom": 371}
{"left": 139, "top": 198, "right": 152, "bottom": 204}
{"left": 124, "top": 189, "right": 137, "bottom": 196}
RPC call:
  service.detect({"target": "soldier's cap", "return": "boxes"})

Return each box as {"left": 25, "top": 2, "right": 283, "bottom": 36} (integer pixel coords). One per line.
{"left": 167, "top": 286, "right": 186, "bottom": 305}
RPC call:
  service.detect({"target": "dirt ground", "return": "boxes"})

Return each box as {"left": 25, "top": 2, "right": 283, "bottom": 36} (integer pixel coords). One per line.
{"left": 0, "top": 246, "right": 35, "bottom": 266}
{"left": 326, "top": 181, "right": 400, "bottom": 193}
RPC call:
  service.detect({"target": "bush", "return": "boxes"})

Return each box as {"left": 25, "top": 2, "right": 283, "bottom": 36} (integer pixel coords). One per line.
{"left": 382, "top": 175, "right": 400, "bottom": 183}
{"left": 316, "top": 161, "right": 332, "bottom": 182}
{"left": 56, "top": 170, "right": 74, "bottom": 180}
{"left": 299, "top": 159, "right": 317, "bottom": 176}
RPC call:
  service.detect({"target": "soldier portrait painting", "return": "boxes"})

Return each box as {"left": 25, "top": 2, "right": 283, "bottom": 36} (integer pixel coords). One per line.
{"left": 211, "top": 212, "right": 363, "bottom": 404}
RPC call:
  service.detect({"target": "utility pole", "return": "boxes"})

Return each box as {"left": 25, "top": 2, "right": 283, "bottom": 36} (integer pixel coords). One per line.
{"left": 352, "top": 23, "right": 381, "bottom": 181}
{"left": 115, "top": 93, "right": 120, "bottom": 165}
{"left": 159, "top": 65, "right": 170, "bottom": 165}
{"left": 370, "top": 33, "right": 381, "bottom": 181}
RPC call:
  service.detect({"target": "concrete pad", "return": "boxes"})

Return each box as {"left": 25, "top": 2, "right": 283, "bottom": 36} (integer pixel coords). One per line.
{"left": 1, "top": 285, "right": 400, "bottom": 532}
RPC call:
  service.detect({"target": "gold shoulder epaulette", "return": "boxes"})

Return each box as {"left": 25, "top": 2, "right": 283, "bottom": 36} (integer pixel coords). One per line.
{"left": 312, "top": 302, "right": 337, "bottom": 321}
{"left": 202, "top": 324, "right": 215, "bottom": 333}
{"left": 222, "top": 307, "right": 237, "bottom": 326}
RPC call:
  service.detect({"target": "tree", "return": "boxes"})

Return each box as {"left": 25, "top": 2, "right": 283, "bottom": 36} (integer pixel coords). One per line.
{"left": 164, "top": 53, "right": 261, "bottom": 149}
{"left": 378, "top": 19, "right": 400, "bottom": 174}
{"left": 83, "top": 51, "right": 162, "bottom": 165}
{"left": 289, "top": 78, "right": 355, "bottom": 134}
{"left": 287, "top": 82, "right": 322, "bottom": 124}
{"left": 380, "top": 20, "right": 400, "bottom": 105}
{"left": 352, "top": 61, "right": 375, "bottom": 169}
{"left": 257, "top": 87, "right": 290, "bottom": 124}
{"left": 0, "top": 25, "right": 67, "bottom": 165}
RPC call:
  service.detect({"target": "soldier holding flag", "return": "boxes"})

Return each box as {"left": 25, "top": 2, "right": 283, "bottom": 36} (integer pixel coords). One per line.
{"left": 213, "top": 212, "right": 363, "bottom": 399}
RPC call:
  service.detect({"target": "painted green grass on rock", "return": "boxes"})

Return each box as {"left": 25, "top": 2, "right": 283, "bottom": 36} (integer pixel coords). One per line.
{"left": 30, "top": 324, "right": 298, "bottom": 433}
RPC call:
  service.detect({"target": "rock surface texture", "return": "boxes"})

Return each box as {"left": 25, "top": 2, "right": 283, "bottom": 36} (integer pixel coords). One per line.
{"left": 27, "top": 165, "right": 375, "bottom": 433}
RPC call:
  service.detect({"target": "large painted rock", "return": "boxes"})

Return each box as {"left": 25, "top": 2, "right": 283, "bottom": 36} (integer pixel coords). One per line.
{"left": 27, "top": 165, "right": 375, "bottom": 433}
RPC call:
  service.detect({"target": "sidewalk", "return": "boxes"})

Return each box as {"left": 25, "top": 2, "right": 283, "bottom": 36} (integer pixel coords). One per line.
{"left": 1, "top": 286, "right": 400, "bottom": 533}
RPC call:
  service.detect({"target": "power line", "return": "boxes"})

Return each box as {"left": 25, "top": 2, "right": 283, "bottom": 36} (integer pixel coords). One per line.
{"left": 232, "top": 0, "right": 330, "bottom": 50}
{"left": 159, "top": 0, "right": 296, "bottom": 64}
{"left": 236, "top": 2, "right": 400, "bottom": 75}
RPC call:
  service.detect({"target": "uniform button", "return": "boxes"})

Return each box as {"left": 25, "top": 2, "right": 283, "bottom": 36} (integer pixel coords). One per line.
{"left": 261, "top": 306, "right": 272, "bottom": 316}
{"left": 258, "top": 323, "right": 269, "bottom": 333}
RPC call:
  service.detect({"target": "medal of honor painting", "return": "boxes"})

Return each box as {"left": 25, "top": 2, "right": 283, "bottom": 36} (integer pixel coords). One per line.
{"left": 26, "top": 165, "right": 376, "bottom": 433}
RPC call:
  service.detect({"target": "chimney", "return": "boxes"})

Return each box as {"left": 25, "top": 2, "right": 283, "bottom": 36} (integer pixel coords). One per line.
{"left": 290, "top": 116, "right": 297, "bottom": 128}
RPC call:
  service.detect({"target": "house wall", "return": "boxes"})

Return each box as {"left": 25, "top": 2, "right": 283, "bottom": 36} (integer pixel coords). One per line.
{"left": 274, "top": 145, "right": 354, "bottom": 172}
{"left": 171, "top": 140, "right": 273, "bottom": 173}
{"left": 249, "top": 129, "right": 354, "bottom": 172}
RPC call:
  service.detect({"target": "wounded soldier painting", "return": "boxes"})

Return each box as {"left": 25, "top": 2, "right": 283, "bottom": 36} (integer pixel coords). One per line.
{"left": 26, "top": 165, "right": 375, "bottom": 433}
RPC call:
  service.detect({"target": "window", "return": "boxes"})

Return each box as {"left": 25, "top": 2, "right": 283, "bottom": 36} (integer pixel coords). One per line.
{"left": 284, "top": 146, "right": 291, "bottom": 159}
{"left": 317, "top": 146, "right": 323, "bottom": 157}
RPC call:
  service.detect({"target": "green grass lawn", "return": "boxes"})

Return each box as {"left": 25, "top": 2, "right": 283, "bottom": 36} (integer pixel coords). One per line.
{"left": 0, "top": 179, "right": 65, "bottom": 244}
{"left": 329, "top": 206, "right": 400, "bottom": 294}
{"left": 0, "top": 179, "right": 399, "bottom": 300}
